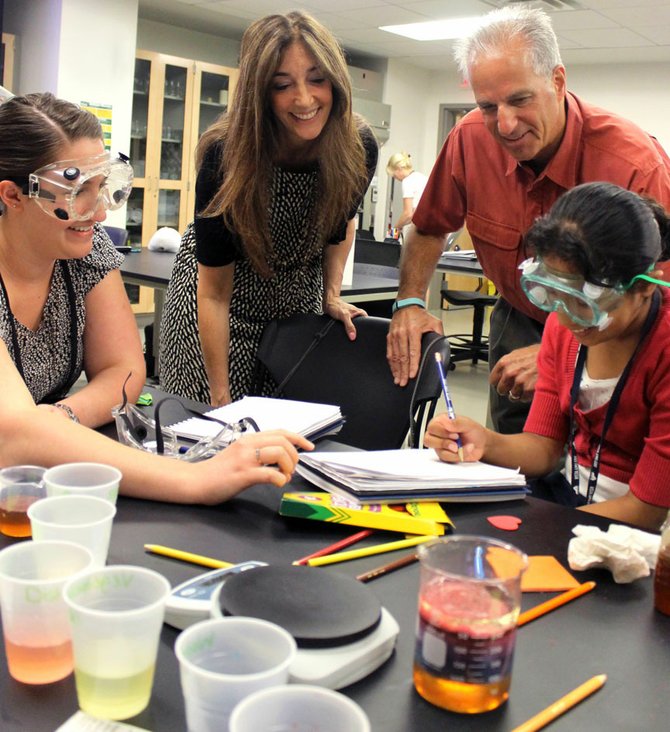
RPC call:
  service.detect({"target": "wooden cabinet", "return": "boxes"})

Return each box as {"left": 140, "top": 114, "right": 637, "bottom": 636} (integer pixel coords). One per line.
{"left": 126, "top": 50, "right": 238, "bottom": 312}
{"left": 2, "top": 33, "right": 15, "bottom": 92}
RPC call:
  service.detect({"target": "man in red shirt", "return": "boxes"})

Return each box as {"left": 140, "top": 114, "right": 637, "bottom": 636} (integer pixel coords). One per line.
{"left": 387, "top": 6, "right": 670, "bottom": 434}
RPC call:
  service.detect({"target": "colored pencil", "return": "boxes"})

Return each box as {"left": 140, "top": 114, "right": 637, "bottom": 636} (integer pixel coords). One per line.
{"left": 306, "top": 535, "right": 438, "bottom": 567}
{"left": 356, "top": 552, "right": 419, "bottom": 582}
{"left": 518, "top": 581, "right": 596, "bottom": 627}
{"left": 144, "top": 544, "right": 234, "bottom": 569}
{"left": 511, "top": 674, "right": 607, "bottom": 732}
{"left": 293, "top": 529, "right": 374, "bottom": 565}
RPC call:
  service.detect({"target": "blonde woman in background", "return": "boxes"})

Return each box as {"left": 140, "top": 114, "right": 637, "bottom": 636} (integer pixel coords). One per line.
{"left": 386, "top": 152, "right": 428, "bottom": 238}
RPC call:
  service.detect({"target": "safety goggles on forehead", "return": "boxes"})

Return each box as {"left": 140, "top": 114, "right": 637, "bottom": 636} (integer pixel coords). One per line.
{"left": 20, "top": 152, "right": 133, "bottom": 222}
{"left": 519, "top": 258, "right": 644, "bottom": 329}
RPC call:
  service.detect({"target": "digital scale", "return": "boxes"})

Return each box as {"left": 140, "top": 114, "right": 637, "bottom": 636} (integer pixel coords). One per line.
{"left": 165, "top": 563, "right": 399, "bottom": 689}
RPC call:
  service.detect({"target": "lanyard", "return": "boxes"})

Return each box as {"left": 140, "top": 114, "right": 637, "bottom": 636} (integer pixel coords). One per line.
{"left": 0, "top": 260, "right": 79, "bottom": 402}
{"left": 568, "top": 289, "right": 660, "bottom": 503}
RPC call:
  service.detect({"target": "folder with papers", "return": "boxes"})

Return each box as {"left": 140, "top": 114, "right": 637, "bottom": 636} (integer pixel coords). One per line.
{"left": 297, "top": 449, "right": 528, "bottom": 503}
{"left": 169, "top": 396, "right": 344, "bottom": 442}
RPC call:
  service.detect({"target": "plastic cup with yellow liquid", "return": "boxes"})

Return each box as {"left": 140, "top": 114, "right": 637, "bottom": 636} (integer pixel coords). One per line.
{"left": 63, "top": 565, "right": 170, "bottom": 720}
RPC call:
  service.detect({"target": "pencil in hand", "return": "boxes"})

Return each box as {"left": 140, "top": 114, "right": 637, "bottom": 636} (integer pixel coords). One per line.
{"left": 435, "top": 352, "right": 464, "bottom": 461}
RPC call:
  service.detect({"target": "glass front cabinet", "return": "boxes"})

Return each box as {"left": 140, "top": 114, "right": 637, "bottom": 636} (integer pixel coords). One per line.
{"left": 128, "top": 50, "right": 238, "bottom": 311}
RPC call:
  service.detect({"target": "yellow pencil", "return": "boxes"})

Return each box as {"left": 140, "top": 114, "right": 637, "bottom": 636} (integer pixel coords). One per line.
{"left": 306, "top": 535, "right": 438, "bottom": 567}
{"left": 144, "top": 544, "right": 234, "bottom": 569}
{"left": 511, "top": 674, "right": 607, "bottom": 732}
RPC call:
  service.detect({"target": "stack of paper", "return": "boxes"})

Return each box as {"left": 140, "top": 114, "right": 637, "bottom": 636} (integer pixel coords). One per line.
{"left": 297, "top": 450, "right": 528, "bottom": 503}
{"left": 441, "top": 249, "right": 478, "bottom": 260}
{"left": 170, "top": 396, "right": 344, "bottom": 442}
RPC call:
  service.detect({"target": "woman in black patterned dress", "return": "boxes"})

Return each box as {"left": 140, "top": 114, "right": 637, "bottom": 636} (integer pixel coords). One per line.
{"left": 160, "top": 10, "right": 378, "bottom": 405}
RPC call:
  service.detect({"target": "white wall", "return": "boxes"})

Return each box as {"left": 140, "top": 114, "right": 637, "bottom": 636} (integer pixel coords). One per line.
{"left": 373, "top": 58, "right": 433, "bottom": 239}
{"left": 3, "top": 0, "right": 138, "bottom": 227}
{"left": 375, "top": 57, "right": 670, "bottom": 238}
{"left": 567, "top": 63, "right": 670, "bottom": 152}
{"left": 137, "top": 18, "right": 240, "bottom": 67}
{"left": 4, "top": 0, "right": 61, "bottom": 93}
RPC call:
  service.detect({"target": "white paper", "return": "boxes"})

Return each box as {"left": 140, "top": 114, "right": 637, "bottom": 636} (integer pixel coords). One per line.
{"left": 171, "top": 396, "right": 342, "bottom": 441}
{"left": 298, "top": 449, "right": 526, "bottom": 501}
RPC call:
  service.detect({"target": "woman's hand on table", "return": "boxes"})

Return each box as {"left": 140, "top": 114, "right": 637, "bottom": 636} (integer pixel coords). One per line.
{"left": 197, "top": 430, "right": 314, "bottom": 503}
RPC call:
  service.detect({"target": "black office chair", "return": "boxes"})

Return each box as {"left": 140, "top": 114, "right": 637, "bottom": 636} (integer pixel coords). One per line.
{"left": 439, "top": 230, "right": 496, "bottom": 367}
{"left": 440, "top": 283, "right": 497, "bottom": 366}
{"left": 103, "top": 225, "right": 129, "bottom": 248}
{"left": 253, "top": 314, "right": 450, "bottom": 451}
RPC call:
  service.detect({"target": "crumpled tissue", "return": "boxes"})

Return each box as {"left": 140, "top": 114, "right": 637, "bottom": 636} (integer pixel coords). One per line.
{"left": 568, "top": 524, "right": 661, "bottom": 583}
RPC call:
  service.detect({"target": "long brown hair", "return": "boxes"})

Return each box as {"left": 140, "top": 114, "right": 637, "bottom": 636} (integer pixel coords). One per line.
{"left": 0, "top": 92, "right": 102, "bottom": 182}
{"left": 196, "top": 11, "right": 368, "bottom": 277}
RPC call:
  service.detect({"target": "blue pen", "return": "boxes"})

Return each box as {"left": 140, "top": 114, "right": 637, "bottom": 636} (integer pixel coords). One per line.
{"left": 434, "top": 353, "right": 464, "bottom": 461}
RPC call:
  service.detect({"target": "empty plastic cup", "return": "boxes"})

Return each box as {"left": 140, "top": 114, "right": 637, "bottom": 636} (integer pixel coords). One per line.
{"left": 229, "top": 684, "right": 371, "bottom": 732}
{"left": 44, "top": 463, "right": 121, "bottom": 504}
{"left": 28, "top": 495, "right": 117, "bottom": 568}
{"left": 175, "top": 617, "right": 297, "bottom": 732}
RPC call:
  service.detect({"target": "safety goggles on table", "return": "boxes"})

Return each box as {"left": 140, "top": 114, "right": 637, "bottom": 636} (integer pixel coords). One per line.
{"left": 519, "top": 258, "right": 665, "bottom": 329}
{"left": 113, "top": 376, "right": 259, "bottom": 462}
{"left": 12, "top": 151, "right": 133, "bottom": 221}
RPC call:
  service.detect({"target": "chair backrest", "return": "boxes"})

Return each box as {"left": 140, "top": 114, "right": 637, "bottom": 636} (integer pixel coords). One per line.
{"left": 254, "top": 314, "right": 450, "bottom": 450}
{"left": 103, "top": 225, "right": 129, "bottom": 248}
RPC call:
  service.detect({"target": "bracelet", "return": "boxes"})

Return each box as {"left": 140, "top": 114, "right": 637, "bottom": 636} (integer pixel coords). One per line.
{"left": 54, "top": 402, "right": 80, "bottom": 424}
{"left": 392, "top": 297, "right": 427, "bottom": 314}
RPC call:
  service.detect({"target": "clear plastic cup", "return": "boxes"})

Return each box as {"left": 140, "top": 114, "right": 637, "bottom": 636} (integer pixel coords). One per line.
{"left": 414, "top": 536, "right": 528, "bottom": 714}
{"left": 28, "top": 495, "right": 117, "bottom": 568}
{"left": 0, "top": 540, "right": 94, "bottom": 684}
{"left": 229, "top": 684, "right": 371, "bottom": 732}
{"left": 63, "top": 565, "right": 170, "bottom": 720}
{"left": 44, "top": 463, "right": 121, "bottom": 504}
{"left": 175, "top": 617, "right": 297, "bottom": 732}
{"left": 0, "top": 465, "right": 46, "bottom": 537}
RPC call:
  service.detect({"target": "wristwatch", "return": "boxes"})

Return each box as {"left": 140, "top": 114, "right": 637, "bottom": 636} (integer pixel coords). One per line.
{"left": 54, "top": 402, "right": 80, "bottom": 423}
{"left": 392, "top": 297, "right": 427, "bottom": 314}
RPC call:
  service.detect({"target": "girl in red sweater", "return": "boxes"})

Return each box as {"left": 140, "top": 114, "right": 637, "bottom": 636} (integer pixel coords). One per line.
{"left": 426, "top": 182, "right": 670, "bottom": 530}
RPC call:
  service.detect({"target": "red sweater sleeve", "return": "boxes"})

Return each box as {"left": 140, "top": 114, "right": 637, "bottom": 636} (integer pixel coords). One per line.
{"left": 524, "top": 315, "right": 571, "bottom": 444}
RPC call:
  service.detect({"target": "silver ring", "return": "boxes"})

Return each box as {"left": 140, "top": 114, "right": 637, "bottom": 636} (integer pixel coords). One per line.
{"left": 508, "top": 391, "right": 521, "bottom": 402}
{"left": 255, "top": 448, "right": 262, "bottom": 465}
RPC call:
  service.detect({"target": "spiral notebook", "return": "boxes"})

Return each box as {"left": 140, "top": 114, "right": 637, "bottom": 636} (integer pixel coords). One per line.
{"left": 169, "top": 396, "right": 344, "bottom": 442}
{"left": 296, "top": 449, "right": 528, "bottom": 504}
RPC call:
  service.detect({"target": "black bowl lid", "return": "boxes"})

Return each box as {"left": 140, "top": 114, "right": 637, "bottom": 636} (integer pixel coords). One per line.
{"left": 218, "top": 565, "right": 382, "bottom": 648}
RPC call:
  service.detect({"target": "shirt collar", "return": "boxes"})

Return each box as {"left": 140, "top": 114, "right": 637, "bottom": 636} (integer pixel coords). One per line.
{"left": 505, "top": 92, "right": 582, "bottom": 189}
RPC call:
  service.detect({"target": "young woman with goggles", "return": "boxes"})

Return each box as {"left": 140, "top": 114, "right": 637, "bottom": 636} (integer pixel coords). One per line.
{"left": 426, "top": 182, "right": 670, "bottom": 531}
{"left": 20, "top": 150, "right": 133, "bottom": 222}
{"left": 0, "top": 93, "right": 311, "bottom": 504}
{"left": 0, "top": 92, "right": 145, "bottom": 427}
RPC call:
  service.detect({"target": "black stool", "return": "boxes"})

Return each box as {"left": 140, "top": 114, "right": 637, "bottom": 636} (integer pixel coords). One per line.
{"left": 440, "top": 285, "right": 497, "bottom": 366}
